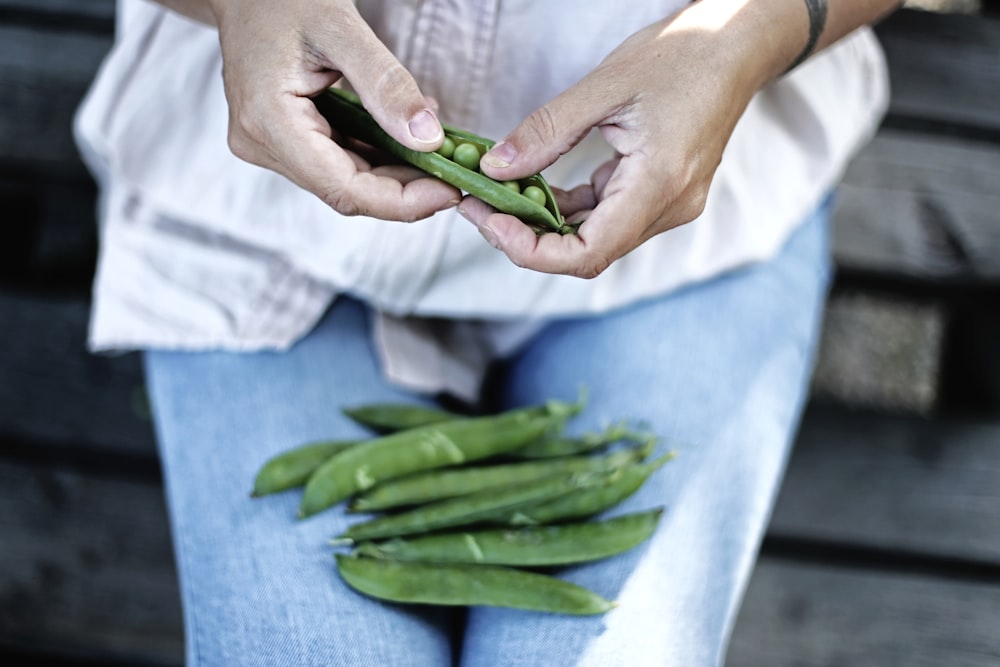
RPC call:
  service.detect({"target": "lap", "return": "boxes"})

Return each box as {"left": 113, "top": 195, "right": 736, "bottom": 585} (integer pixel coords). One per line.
{"left": 146, "top": 200, "right": 832, "bottom": 667}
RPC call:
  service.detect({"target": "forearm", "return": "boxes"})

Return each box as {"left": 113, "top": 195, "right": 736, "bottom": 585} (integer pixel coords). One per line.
{"left": 688, "top": 0, "right": 900, "bottom": 88}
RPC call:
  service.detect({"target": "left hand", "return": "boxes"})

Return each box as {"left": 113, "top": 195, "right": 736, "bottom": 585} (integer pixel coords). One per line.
{"left": 458, "top": 2, "right": 785, "bottom": 278}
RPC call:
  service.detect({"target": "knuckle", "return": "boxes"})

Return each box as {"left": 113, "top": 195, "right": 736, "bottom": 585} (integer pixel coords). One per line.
{"left": 322, "top": 187, "right": 362, "bottom": 217}
{"left": 373, "top": 62, "right": 418, "bottom": 106}
{"left": 574, "top": 251, "right": 612, "bottom": 279}
{"left": 523, "top": 104, "right": 559, "bottom": 145}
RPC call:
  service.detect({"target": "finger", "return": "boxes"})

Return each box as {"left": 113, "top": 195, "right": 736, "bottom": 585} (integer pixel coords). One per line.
{"left": 462, "top": 163, "right": 660, "bottom": 278}
{"left": 273, "top": 98, "right": 459, "bottom": 220}
{"left": 331, "top": 13, "right": 445, "bottom": 153}
{"left": 551, "top": 184, "right": 597, "bottom": 217}
{"left": 480, "top": 77, "right": 618, "bottom": 181}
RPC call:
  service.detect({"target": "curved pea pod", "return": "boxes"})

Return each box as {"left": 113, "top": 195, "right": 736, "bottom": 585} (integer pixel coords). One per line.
{"left": 511, "top": 423, "right": 654, "bottom": 460}
{"left": 353, "top": 508, "right": 664, "bottom": 566}
{"left": 315, "top": 87, "right": 568, "bottom": 235}
{"left": 335, "top": 555, "right": 615, "bottom": 615}
{"left": 505, "top": 452, "right": 676, "bottom": 526}
{"left": 252, "top": 439, "right": 359, "bottom": 497}
{"left": 298, "top": 399, "right": 582, "bottom": 519}
{"left": 349, "top": 440, "right": 653, "bottom": 513}
{"left": 336, "top": 470, "right": 615, "bottom": 542}
{"left": 341, "top": 402, "right": 461, "bottom": 434}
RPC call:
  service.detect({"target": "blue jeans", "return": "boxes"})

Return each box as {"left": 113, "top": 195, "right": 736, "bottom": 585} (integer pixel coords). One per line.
{"left": 145, "top": 200, "right": 832, "bottom": 666}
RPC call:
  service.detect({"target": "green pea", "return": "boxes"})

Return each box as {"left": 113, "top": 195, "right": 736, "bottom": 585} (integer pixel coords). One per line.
{"left": 349, "top": 441, "right": 652, "bottom": 512}
{"left": 342, "top": 402, "right": 460, "bottom": 434}
{"left": 452, "top": 142, "right": 481, "bottom": 171}
{"left": 298, "top": 398, "right": 583, "bottom": 519}
{"left": 436, "top": 136, "right": 456, "bottom": 159}
{"left": 522, "top": 185, "right": 546, "bottom": 207}
{"left": 251, "top": 439, "right": 359, "bottom": 497}
{"left": 501, "top": 181, "right": 521, "bottom": 194}
{"left": 335, "top": 555, "right": 615, "bottom": 615}
{"left": 352, "top": 508, "right": 664, "bottom": 566}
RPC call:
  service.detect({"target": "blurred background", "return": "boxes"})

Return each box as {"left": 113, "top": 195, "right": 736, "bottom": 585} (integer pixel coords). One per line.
{"left": 1, "top": 1, "right": 998, "bottom": 665}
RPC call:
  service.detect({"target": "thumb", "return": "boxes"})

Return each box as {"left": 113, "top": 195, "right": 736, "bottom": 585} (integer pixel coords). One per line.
{"left": 336, "top": 20, "right": 443, "bottom": 152}
{"left": 480, "top": 81, "right": 611, "bottom": 180}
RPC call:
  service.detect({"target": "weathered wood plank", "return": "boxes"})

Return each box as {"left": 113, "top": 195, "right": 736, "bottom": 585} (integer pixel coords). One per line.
{"left": 833, "top": 129, "right": 1000, "bottom": 280}
{"left": 0, "top": 25, "right": 112, "bottom": 179}
{"left": 878, "top": 9, "right": 1000, "bottom": 132}
{"left": 0, "top": 291, "right": 156, "bottom": 458}
{"left": 769, "top": 404, "right": 1000, "bottom": 563}
{"left": 0, "top": 0, "right": 115, "bottom": 22}
{"left": 0, "top": 460, "right": 183, "bottom": 666}
{"left": 726, "top": 558, "right": 1000, "bottom": 667}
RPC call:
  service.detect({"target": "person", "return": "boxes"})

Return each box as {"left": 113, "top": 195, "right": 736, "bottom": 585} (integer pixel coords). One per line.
{"left": 75, "top": 0, "right": 898, "bottom": 664}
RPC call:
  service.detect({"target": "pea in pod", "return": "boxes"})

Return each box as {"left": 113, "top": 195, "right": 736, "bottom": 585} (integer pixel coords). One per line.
{"left": 298, "top": 399, "right": 582, "bottom": 519}
{"left": 335, "top": 555, "right": 615, "bottom": 615}
{"left": 352, "top": 509, "right": 664, "bottom": 566}
{"left": 348, "top": 440, "right": 653, "bottom": 513}
{"left": 315, "top": 87, "right": 569, "bottom": 235}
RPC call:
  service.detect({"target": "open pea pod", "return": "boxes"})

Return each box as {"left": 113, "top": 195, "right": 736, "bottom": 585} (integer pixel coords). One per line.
{"left": 315, "top": 87, "right": 569, "bottom": 235}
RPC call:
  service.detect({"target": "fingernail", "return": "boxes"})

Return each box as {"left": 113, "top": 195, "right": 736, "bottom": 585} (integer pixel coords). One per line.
{"left": 408, "top": 109, "right": 443, "bottom": 144}
{"left": 483, "top": 141, "right": 517, "bottom": 169}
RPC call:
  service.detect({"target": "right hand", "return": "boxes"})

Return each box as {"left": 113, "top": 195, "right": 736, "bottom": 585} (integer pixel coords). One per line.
{"left": 206, "top": 0, "right": 461, "bottom": 221}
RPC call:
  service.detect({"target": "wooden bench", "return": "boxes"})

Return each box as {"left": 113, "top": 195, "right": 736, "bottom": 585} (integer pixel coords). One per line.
{"left": 1, "top": 3, "right": 998, "bottom": 665}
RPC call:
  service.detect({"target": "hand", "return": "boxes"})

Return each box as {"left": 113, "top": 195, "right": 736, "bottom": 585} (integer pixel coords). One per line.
{"left": 207, "top": 0, "right": 460, "bottom": 221}
{"left": 459, "top": 2, "right": 788, "bottom": 278}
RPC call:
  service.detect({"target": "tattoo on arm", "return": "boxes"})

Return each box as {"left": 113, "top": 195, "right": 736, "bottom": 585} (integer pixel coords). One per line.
{"left": 787, "top": 0, "right": 829, "bottom": 72}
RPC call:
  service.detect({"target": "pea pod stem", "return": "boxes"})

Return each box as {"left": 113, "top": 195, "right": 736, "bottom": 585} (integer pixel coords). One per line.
{"left": 315, "top": 87, "right": 567, "bottom": 234}
{"left": 335, "top": 555, "right": 615, "bottom": 615}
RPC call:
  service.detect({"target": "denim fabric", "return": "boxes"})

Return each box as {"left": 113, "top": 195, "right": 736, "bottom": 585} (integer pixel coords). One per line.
{"left": 144, "top": 198, "right": 833, "bottom": 666}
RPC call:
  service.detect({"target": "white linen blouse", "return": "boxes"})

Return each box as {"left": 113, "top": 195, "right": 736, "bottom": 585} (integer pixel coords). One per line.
{"left": 75, "top": 0, "right": 889, "bottom": 401}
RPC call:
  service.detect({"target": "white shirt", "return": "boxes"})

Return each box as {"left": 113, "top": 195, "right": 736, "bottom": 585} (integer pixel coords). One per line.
{"left": 75, "top": 0, "right": 889, "bottom": 401}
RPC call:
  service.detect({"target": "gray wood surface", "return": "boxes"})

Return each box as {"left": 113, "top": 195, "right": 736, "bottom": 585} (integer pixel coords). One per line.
{"left": 726, "top": 557, "right": 1000, "bottom": 667}
{"left": 0, "top": 0, "right": 115, "bottom": 21}
{"left": 769, "top": 405, "right": 1000, "bottom": 563}
{"left": 0, "top": 292, "right": 155, "bottom": 457}
{"left": 0, "top": 25, "right": 112, "bottom": 177}
{"left": 833, "top": 129, "right": 1000, "bottom": 279}
{"left": 0, "top": 460, "right": 183, "bottom": 666}
{"left": 878, "top": 9, "right": 1000, "bottom": 132}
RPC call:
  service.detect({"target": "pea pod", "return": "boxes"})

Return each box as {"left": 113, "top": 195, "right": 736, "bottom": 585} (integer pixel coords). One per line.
{"left": 341, "top": 402, "right": 461, "bottom": 434}
{"left": 337, "top": 470, "right": 616, "bottom": 542}
{"left": 504, "top": 453, "right": 676, "bottom": 526}
{"left": 511, "top": 423, "right": 652, "bottom": 460}
{"left": 298, "top": 398, "right": 582, "bottom": 518}
{"left": 315, "top": 87, "right": 568, "bottom": 235}
{"left": 335, "top": 555, "right": 615, "bottom": 615}
{"left": 352, "top": 509, "right": 664, "bottom": 566}
{"left": 348, "top": 440, "right": 653, "bottom": 512}
{"left": 252, "top": 439, "right": 359, "bottom": 497}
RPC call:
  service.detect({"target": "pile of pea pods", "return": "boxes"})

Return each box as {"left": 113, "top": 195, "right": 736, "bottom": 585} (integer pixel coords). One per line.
{"left": 251, "top": 394, "right": 674, "bottom": 615}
